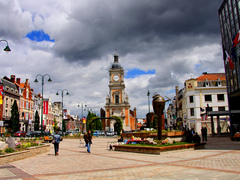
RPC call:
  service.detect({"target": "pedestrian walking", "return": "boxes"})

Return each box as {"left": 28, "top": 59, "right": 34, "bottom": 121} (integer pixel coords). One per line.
{"left": 84, "top": 130, "right": 92, "bottom": 153}
{"left": 83, "top": 132, "right": 88, "bottom": 148}
{"left": 52, "top": 131, "right": 62, "bottom": 156}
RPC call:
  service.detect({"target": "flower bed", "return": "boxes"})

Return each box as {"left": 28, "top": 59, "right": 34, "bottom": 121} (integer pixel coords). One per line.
{"left": 0, "top": 143, "right": 50, "bottom": 165}
{"left": 113, "top": 142, "right": 206, "bottom": 155}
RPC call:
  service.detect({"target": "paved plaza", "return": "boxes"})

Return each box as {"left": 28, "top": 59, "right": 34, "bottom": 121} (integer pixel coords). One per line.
{"left": 0, "top": 135, "right": 240, "bottom": 180}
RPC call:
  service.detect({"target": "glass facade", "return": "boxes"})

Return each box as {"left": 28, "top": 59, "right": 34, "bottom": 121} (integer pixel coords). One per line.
{"left": 219, "top": 0, "right": 240, "bottom": 134}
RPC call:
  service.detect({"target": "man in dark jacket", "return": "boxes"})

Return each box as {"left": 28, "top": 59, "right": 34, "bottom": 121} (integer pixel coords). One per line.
{"left": 85, "top": 130, "right": 92, "bottom": 153}
{"left": 52, "top": 131, "right": 62, "bottom": 156}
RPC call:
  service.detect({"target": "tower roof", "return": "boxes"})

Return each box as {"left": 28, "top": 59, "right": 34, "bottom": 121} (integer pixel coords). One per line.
{"left": 112, "top": 53, "right": 122, "bottom": 69}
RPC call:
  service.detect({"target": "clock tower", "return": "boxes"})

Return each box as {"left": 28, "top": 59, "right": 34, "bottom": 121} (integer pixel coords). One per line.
{"left": 104, "top": 54, "right": 136, "bottom": 131}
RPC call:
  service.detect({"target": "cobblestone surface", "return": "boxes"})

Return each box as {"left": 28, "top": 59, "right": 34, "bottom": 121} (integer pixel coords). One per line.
{"left": 0, "top": 136, "right": 239, "bottom": 180}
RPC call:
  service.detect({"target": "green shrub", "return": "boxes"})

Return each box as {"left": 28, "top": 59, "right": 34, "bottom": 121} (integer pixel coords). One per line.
{"left": 173, "top": 140, "right": 176, "bottom": 144}
{"left": 30, "top": 142, "right": 39, "bottom": 146}
{"left": 5, "top": 148, "right": 15, "bottom": 153}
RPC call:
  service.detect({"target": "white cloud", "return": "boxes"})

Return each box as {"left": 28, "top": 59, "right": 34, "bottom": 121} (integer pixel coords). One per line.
{"left": 0, "top": 0, "right": 225, "bottom": 118}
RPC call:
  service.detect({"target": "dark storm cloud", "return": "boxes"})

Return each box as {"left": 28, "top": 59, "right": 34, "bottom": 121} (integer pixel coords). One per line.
{"left": 51, "top": 0, "right": 222, "bottom": 65}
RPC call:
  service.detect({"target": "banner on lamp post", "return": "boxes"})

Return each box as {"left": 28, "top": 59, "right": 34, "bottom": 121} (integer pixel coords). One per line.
{"left": 43, "top": 101, "right": 48, "bottom": 114}
{"left": 0, "top": 85, "right": 3, "bottom": 105}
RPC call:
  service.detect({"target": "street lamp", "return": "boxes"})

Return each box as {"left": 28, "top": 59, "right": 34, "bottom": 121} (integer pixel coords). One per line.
{"left": 147, "top": 90, "right": 151, "bottom": 130}
{"left": 0, "top": 39, "right": 11, "bottom": 51}
{"left": 56, "top": 89, "right": 69, "bottom": 132}
{"left": 78, "top": 103, "right": 86, "bottom": 134}
{"left": 34, "top": 74, "right": 52, "bottom": 135}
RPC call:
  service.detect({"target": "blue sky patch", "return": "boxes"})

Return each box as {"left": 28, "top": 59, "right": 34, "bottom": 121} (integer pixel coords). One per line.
{"left": 125, "top": 68, "right": 155, "bottom": 78}
{"left": 25, "top": 30, "right": 54, "bottom": 42}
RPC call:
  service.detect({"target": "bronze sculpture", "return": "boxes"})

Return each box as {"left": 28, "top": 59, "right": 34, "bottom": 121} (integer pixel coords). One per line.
{"left": 152, "top": 94, "right": 168, "bottom": 140}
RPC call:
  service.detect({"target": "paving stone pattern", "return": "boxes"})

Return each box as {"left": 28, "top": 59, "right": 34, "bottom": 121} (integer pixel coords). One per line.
{"left": 0, "top": 136, "right": 239, "bottom": 180}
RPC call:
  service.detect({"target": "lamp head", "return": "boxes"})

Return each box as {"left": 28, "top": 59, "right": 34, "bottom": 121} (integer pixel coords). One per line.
{"left": 147, "top": 90, "right": 150, "bottom": 96}
{"left": 4, "top": 45, "right": 11, "bottom": 52}
{"left": 48, "top": 77, "right": 52, "bottom": 82}
{"left": 34, "top": 79, "right": 38, "bottom": 83}
{"left": 56, "top": 92, "right": 59, "bottom": 96}
{"left": 66, "top": 92, "right": 69, "bottom": 95}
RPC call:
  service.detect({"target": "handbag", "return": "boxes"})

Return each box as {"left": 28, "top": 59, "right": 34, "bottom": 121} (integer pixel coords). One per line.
{"left": 52, "top": 139, "right": 55, "bottom": 144}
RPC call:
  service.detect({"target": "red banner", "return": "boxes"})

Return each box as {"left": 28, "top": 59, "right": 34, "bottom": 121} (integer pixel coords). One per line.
{"left": 0, "top": 85, "right": 3, "bottom": 105}
{"left": 43, "top": 101, "right": 48, "bottom": 114}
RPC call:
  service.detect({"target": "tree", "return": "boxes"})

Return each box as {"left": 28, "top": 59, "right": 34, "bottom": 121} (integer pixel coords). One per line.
{"left": 62, "top": 119, "right": 66, "bottom": 132}
{"left": 151, "top": 115, "right": 158, "bottom": 129}
{"left": 53, "top": 117, "right": 58, "bottom": 132}
{"left": 10, "top": 100, "right": 20, "bottom": 133}
{"left": 34, "top": 111, "right": 40, "bottom": 131}
{"left": 112, "top": 116, "right": 123, "bottom": 135}
{"left": 86, "top": 111, "right": 97, "bottom": 131}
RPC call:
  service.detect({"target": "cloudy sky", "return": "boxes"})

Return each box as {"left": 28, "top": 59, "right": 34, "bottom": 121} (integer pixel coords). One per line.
{"left": 0, "top": 0, "right": 224, "bottom": 118}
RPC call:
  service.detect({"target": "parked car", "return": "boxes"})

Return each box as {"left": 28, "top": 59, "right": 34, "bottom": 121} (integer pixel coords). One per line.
{"left": 34, "top": 131, "right": 47, "bottom": 137}
{"left": 93, "top": 130, "right": 100, "bottom": 137}
{"left": 100, "top": 131, "right": 106, "bottom": 136}
{"left": 58, "top": 131, "right": 66, "bottom": 136}
{"left": 14, "top": 131, "right": 26, "bottom": 137}
{"left": 106, "top": 131, "right": 114, "bottom": 136}
{"left": 66, "top": 130, "right": 78, "bottom": 135}
{"left": 26, "top": 131, "right": 35, "bottom": 137}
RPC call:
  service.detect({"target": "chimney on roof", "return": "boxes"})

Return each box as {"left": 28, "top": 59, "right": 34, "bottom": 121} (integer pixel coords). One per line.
{"left": 10, "top": 75, "right": 15, "bottom": 83}
{"left": 17, "top": 78, "right": 21, "bottom": 85}
{"left": 203, "top": 72, "right": 207, "bottom": 75}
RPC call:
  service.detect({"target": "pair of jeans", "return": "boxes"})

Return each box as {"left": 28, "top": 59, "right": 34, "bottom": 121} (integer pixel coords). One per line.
{"left": 54, "top": 143, "right": 59, "bottom": 155}
{"left": 87, "top": 142, "right": 91, "bottom": 153}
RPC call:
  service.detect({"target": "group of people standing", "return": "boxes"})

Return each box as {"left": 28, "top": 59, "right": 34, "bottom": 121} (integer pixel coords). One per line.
{"left": 52, "top": 130, "right": 92, "bottom": 156}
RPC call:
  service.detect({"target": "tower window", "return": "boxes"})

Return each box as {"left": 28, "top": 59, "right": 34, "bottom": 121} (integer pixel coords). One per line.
{"left": 115, "top": 95, "right": 119, "bottom": 104}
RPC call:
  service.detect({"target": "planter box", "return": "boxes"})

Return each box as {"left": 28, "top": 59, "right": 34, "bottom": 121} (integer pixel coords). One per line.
{"left": 113, "top": 143, "right": 206, "bottom": 155}
{"left": 0, "top": 144, "right": 50, "bottom": 165}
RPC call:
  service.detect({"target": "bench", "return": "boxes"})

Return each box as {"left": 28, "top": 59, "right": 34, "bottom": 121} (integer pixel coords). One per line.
{"left": 44, "top": 136, "right": 52, "bottom": 143}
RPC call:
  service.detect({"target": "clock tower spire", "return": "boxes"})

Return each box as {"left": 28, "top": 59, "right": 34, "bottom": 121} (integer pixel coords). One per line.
{"left": 104, "top": 54, "right": 136, "bottom": 131}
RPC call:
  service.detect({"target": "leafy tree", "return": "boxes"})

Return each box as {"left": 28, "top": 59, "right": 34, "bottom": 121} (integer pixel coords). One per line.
{"left": 62, "top": 119, "right": 66, "bottom": 132}
{"left": 94, "top": 118, "right": 103, "bottom": 130}
{"left": 112, "top": 116, "right": 123, "bottom": 135}
{"left": 53, "top": 117, "right": 58, "bottom": 132}
{"left": 10, "top": 100, "right": 20, "bottom": 133}
{"left": 86, "top": 111, "right": 96, "bottom": 131}
{"left": 34, "top": 111, "right": 40, "bottom": 131}
{"left": 151, "top": 115, "right": 158, "bottom": 129}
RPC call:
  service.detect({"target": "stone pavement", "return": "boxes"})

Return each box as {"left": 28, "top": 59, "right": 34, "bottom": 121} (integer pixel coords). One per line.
{"left": 0, "top": 136, "right": 240, "bottom": 180}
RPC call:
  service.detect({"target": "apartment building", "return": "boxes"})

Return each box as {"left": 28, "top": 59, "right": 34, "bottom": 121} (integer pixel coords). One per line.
{"left": 183, "top": 72, "right": 229, "bottom": 134}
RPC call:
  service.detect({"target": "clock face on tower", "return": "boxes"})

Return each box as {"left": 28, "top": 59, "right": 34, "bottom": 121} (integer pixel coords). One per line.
{"left": 113, "top": 75, "right": 120, "bottom": 81}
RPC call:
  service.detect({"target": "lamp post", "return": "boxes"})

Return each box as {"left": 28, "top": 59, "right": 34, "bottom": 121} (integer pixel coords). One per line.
{"left": 56, "top": 89, "right": 69, "bottom": 132}
{"left": 78, "top": 103, "right": 85, "bottom": 133}
{"left": 34, "top": 74, "right": 52, "bottom": 135}
{"left": 147, "top": 90, "right": 151, "bottom": 130}
{"left": 0, "top": 39, "right": 11, "bottom": 51}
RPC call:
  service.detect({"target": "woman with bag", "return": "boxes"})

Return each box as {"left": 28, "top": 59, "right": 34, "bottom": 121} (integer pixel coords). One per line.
{"left": 52, "top": 131, "right": 62, "bottom": 156}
